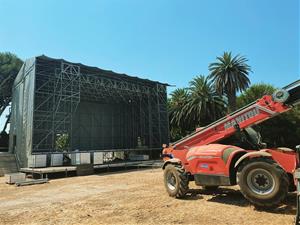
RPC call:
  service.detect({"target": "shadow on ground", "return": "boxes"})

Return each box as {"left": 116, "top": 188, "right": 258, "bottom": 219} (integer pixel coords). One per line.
{"left": 183, "top": 187, "right": 297, "bottom": 215}
{"left": 43, "top": 166, "right": 156, "bottom": 179}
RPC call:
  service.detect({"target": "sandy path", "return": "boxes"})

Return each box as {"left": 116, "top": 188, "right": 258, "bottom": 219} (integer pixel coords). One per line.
{"left": 0, "top": 168, "right": 296, "bottom": 225}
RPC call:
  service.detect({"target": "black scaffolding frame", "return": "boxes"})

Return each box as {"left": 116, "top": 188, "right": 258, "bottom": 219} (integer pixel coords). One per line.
{"left": 31, "top": 56, "right": 169, "bottom": 153}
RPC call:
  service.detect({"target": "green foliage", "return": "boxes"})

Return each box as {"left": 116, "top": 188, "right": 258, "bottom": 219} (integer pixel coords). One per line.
{"left": 209, "top": 52, "right": 251, "bottom": 111}
{"left": 0, "top": 52, "right": 23, "bottom": 79}
{"left": 186, "top": 75, "right": 226, "bottom": 125}
{"left": 260, "top": 107, "right": 300, "bottom": 148}
{"left": 169, "top": 75, "right": 227, "bottom": 141}
{"left": 55, "top": 134, "right": 69, "bottom": 152}
{"left": 169, "top": 88, "right": 190, "bottom": 134}
{"left": 169, "top": 52, "right": 252, "bottom": 141}
{"left": 169, "top": 73, "right": 300, "bottom": 148}
{"left": 237, "top": 83, "right": 276, "bottom": 108}
{"left": 0, "top": 52, "right": 23, "bottom": 110}
{"left": 237, "top": 83, "right": 300, "bottom": 148}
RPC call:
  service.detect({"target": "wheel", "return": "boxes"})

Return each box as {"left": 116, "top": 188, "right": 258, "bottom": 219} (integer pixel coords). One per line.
{"left": 203, "top": 186, "right": 219, "bottom": 191}
{"left": 163, "top": 164, "right": 189, "bottom": 198}
{"left": 272, "top": 89, "right": 289, "bottom": 103}
{"left": 237, "top": 157, "right": 289, "bottom": 207}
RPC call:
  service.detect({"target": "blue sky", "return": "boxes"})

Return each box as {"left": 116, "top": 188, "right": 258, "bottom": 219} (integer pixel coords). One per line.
{"left": 0, "top": 0, "right": 299, "bottom": 128}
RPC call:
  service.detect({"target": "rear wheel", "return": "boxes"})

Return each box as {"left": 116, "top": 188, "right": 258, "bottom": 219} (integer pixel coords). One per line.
{"left": 163, "top": 164, "right": 189, "bottom": 198}
{"left": 237, "top": 158, "right": 289, "bottom": 207}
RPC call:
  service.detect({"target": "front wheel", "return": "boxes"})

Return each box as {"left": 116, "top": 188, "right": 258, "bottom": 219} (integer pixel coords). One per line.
{"left": 163, "top": 164, "right": 189, "bottom": 198}
{"left": 237, "top": 158, "right": 289, "bottom": 208}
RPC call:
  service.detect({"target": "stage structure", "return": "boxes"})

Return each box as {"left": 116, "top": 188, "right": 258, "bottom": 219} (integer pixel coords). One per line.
{"left": 9, "top": 56, "right": 169, "bottom": 167}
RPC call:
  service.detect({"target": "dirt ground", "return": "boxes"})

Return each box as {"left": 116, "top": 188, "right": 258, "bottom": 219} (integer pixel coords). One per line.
{"left": 0, "top": 168, "right": 297, "bottom": 225}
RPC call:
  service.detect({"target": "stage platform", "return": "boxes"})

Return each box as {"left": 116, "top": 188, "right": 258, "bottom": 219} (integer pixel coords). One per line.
{"left": 20, "top": 160, "right": 163, "bottom": 178}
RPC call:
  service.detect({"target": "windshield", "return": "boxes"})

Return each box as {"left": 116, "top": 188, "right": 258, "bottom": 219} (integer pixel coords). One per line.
{"left": 219, "top": 126, "right": 263, "bottom": 150}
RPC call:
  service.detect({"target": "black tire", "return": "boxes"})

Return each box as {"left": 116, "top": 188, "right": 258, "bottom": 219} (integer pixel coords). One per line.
{"left": 203, "top": 186, "right": 219, "bottom": 191}
{"left": 237, "top": 157, "right": 289, "bottom": 207}
{"left": 163, "top": 164, "right": 189, "bottom": 198}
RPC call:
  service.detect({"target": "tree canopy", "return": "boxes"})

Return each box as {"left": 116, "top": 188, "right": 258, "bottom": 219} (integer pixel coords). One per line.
{"left": 0, "top": 52, "right": 23, "bottom": 114}
{"left": 209, "top": 52, "right": 251, "bottom": 112}
{"left": 169, "top": 53, "right": 300, "bottom": 148}
{"left": 0, "top": 52, "right": 23, "bottom": 132}
{"left": 237, "top": 83, "right": 300, "bottom": 148}
{"left": 237, "top": 83, "right": 276, "bottom": 108}
{"left": 169, "top": 75, "right": 226, "bottom": 141}
{"left": 0, "top": 52, "right": 23, "bottom": 79}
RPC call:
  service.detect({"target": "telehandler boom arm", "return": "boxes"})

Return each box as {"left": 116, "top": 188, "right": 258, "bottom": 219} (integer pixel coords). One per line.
{"left": 171, "top": 80, "right": 300, "bottom": 150}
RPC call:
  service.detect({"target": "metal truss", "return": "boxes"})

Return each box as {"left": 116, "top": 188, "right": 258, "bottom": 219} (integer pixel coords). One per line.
{"left": 33, "top": 61, "right": 80, "bottom": 151}
{"left": 31, "top": 57, "right": 169, "bottom": 153}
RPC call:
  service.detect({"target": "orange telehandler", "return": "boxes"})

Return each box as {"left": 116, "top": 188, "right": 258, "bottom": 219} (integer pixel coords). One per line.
{"left": 162, "top": 80, "right": 300, "bottom": 208}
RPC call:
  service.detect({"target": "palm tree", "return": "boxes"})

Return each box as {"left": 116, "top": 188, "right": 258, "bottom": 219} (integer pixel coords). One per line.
{"left": 168, "top": 76, "right": 227, "bottom": 141}
{"left": 209, "top": 52, "right": 251, "bottom": 112}
{"left": 168, "top": 88, "right": 190, "bottom": 140}
{"left": 169, "top": 88, "right": 190, "bottom": 128}
{"left": 185, "top": 75, "right": 226, "bottom": 126}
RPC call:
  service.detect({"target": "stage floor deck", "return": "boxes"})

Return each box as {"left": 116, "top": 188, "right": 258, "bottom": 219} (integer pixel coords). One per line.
{"left": 20, "top": 160, "right": 163, "bottom": 177}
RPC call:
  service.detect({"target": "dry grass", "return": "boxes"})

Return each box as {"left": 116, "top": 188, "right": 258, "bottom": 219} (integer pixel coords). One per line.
{"left": 0, "top": 168, "right": 296, "bottom": 225}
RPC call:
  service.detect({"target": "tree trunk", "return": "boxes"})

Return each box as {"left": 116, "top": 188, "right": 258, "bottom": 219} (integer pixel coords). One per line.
{"left": 2, "top": 112, "right": 10, "bottom": 132}
{"left": 227, "top": 92, "right": 237, "bottom": 112}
